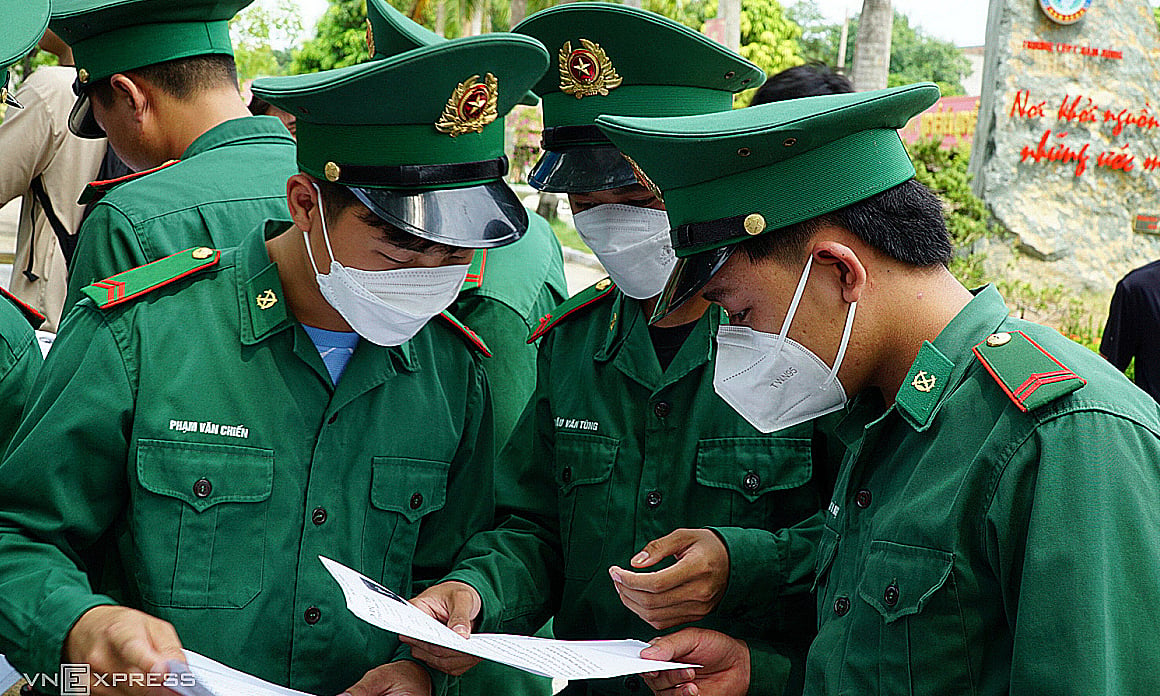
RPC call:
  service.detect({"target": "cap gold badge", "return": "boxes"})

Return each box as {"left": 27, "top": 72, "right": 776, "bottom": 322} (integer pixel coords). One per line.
{"left": 622, "top": 154, "right": 664, "bottom": 203}
{"left": 191, "top": 247, "right": 215, "bottom": 260}
{"left": 256, "top": 289, "right": 278, "bottom": 311}
{"left": 595, "top": 278, "right": 612, "bottom": 291}
{"left": 435, "top": 73, "right": 498, "bottom": 137}
{"left": 77, "top": 68, "right": 90, "bottom": 84}
{"left": 324, "top": 161, "right": 342, "bottom": 182}
{"left": 744, "top": 214, "right": 766, "bottom": 236}
{"left": 986, "top": 332, "right": 1011, "bottom": 347}
{"left": 558, "top": 39, "right": 622, "bottom": 99}
{"left": 911, "top": 370, "right": 937, "bottom": 393}
{"left": 365, "top": 18, "right": 376, "bottom": 56}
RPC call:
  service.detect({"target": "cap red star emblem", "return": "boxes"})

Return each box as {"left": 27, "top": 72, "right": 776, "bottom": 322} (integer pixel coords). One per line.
{"left": 568, "top": 51, "right": 599, "bottom": 84}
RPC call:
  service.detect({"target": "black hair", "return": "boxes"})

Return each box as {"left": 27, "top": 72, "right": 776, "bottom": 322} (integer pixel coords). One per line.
{"left": 90, "top": 54, "right": 238, "bottom": 105}
{"left": 750, "top": 62, "right": 853, "bottom": 106}
{"left": 311, "top": 179, "right": 459, "bottom": 255}
{"left": 738, "top": 178, "right": 953, "bottom": 268}
{"left": 248, "top": 94, "right": 272, "bottom": 117}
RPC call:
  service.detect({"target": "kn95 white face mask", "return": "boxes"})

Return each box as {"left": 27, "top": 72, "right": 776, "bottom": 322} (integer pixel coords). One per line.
{"left": 572, "top": 203, "right": 676, "bottom": 300}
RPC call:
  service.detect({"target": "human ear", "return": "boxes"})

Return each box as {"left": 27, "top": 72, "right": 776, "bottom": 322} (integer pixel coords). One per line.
{"left": 285, "top": 174, "right": 320, "bottom": 234}
{"left": 108, "top": 73, "right": 147, "bottom": 121}
{"left": 811, "top": 241, "right": 866, "bottom": 304}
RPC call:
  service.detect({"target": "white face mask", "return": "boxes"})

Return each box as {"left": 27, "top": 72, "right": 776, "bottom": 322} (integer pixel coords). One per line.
{"left": 305, "top": 184, "right": 469, "bottom": 346}
{"left": 572, "top": 203, "right": 676, "bottom": 300}
{"left": 713, "top": 256, "right": 856, "bottom": 433}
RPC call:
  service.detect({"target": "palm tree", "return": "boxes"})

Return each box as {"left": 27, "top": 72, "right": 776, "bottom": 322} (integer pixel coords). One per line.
{"left": 851, "top": 0, "right": 892, "bottom": 91}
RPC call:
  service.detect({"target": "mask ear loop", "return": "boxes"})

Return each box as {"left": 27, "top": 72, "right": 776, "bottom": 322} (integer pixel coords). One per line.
{"left": 305, "top": 182, "right": 337, "bottom": 276}
{"left": 773, "top": 255, "right": 815, "bottom": 355}
{"left": 825, "top": 300, "right": 857, "bottom": 388}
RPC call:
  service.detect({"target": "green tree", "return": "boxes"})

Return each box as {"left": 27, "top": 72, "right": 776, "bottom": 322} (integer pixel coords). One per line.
{"left": 290, "top": 0, "right": 370, "bottom": 74}
{"left": 231, "top": 0, "right": 304, "bottom": 80}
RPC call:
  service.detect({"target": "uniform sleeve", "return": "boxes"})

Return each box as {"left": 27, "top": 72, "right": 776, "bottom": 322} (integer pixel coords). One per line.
{"left": 986, "top": 410, "right": 1160, "bottom": 694}
{"left": 744, "top": 638, "right": 797, "bottom": 696}
{"left": 440, "top": 339, "right": 563, "bottom": 635}
{"left": 0, "top": 317, "right": 43, "bottom": 454}
{"left": 0, "top": 306, "right": 134, "bottom": 678}
{"left": 64, "top": 204, "right": 148, "bottom": 314}
{"left": 0, "top": 79, "right": 61, "bottom": 206}
{"left": 452, "top": 295, "right": 538, "bottom": 446}
{"left": 1099, "top": 279, "right": 1136, "bottom": 371}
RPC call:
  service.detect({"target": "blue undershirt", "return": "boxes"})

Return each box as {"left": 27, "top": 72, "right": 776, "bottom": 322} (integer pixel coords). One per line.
{"left": 303, "top": 325, "right": 360, "bottom": 384}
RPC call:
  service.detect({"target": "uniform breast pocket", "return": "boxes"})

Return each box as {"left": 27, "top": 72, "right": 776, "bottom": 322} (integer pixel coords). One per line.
{"left": 854, "top": 541, "right": 973, "bottom": 695}
{"left": 365, "top": 457, "right": 449, "bottom": 592}
{"left": 132, "top": 439, "right": 274, "bottom": 609}
{"left": 555, "top": 433, "right": 617, "bottom": 580}
{"left": 694, "top": 436, "right": 815, "bottom": 529}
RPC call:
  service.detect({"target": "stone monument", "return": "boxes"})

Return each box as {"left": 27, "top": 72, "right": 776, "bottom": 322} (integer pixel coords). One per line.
{"left": 971, "top": 0, "right": 1160, "bottom": 288}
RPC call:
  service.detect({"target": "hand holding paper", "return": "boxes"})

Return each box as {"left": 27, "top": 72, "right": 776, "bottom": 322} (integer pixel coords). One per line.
{"left": 319, "top": 556, "right": 698, "bottom": 681}
{"left": 404, "top": 582, "right": 485, "bottom": 675}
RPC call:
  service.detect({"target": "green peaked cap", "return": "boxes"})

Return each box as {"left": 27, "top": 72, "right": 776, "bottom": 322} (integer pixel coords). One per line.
{"left": 366, "top": 0, "right": 538, "bottom": 106}
{"left": 594, "top": 83, "right": 940, "bottom": 320}
{"left": 514, "top": 3, "right": 763, "bottom": 130}
{"left": 252, "top": 33, "right": 548, "bottom": 186}
{"left": 50, "top": 0, "right": 251, "bottom": 83}
{"left": 1, "top": 0, "right": 51, "bottom": 107}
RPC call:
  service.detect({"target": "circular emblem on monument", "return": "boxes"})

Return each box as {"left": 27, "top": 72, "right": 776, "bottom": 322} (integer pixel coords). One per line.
{"left": 1038, "top": 0, "right": 1092, "bottom": 24}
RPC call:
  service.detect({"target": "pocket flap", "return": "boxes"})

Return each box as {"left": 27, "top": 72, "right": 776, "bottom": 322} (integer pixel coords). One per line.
{"left": 371, "top": 457, "right": 450, "bottom": 522}
{"left": 857, "top": 540, "right": 954, "bottom": 623}
{"left": 555, "top": 433, "right": 618, "bottom": 494}
{"left": 136, "top": 439, "right": 274, "bottom": 512}
{"left": 695, "top": 437, "right": 812, "bottom": 501}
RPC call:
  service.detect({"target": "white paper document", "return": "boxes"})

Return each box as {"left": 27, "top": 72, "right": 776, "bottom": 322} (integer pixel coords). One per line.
{"left": 0, "top": 654, "right": 22, "bottom": 692}
{"left": 319, "top": 556, "right": 698, "bottom": 681}
{"left": 175, "top": 651, "right": 317, "bottom": 696}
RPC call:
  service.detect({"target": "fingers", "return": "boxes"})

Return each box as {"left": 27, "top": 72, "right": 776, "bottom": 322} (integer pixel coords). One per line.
{"left": 641, "top": 668, "right": 698, "bottom": 695}
{"left": 614, "top": 585, "right": 709, "bottom": 629}
{"left": 399, "top": 638, "right": 481, "bottom": 677}
{"left": 65, "top": 605, "right": 189, "bottom": 696}
{"left": 342, "top": 660, "right": 432, "bottom": 696}
{"left": 409, "top": 582, "right": 481, "bottom": 638}
{"left": 629, "top": 529, "right": 697, "bottom": 569}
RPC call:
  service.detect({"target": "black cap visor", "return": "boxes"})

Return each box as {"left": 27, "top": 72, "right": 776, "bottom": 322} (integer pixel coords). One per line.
{"left": 69, "top": 85, "right": 106, "bottom": 139}
{"left": 528, "top": 145, "right": 639, "bottom": 193}
{"left": 650, "top": 245, "right": 736, "bottom": 324}
{"left": 351, "top": 179, "right": 529, "bottom": 250}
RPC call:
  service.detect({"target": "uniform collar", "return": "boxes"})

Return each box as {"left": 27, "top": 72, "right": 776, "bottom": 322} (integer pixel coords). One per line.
{"left": 182, "top": 115, "right": 296, "bottom": 160}
{"left": 894, "top": 284, "right": 1009, "bottom": 430}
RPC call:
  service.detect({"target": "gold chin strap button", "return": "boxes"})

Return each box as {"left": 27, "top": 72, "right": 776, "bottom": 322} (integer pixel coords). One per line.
{"left": 986, "top": 332, "right": 1012, "bottom": 347}
{"left": 744, "top": 213, "right": 766, "bottom": 236}
{"left": 77, "top": 68, "right": 90, "bottom": 84}
{"left": 324, "top": 162, "right": 342, "bottom": 182}
{"left": 191, "top": 247, "right": 215, "bottom": 260}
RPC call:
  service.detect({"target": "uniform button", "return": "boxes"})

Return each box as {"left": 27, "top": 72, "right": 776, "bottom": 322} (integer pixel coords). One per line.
{"left": 645, "top": 490, "right": 662, "bottom": 508}
{"left": 624, "top": 675, "right": 642, "bottom": 692}
{"left": 833, "top": 596, "right": 851, "bottom": 616}
{"left": 653, "top": 401, "right": 671, "bottom": 418}
{"left": 884, "top": 584, "right": 900, "bottom": 607}
{"left": 328, "top": 414, "right": 338, "bottom": 425}
{"left": 311, "top": 507, "right": 328, "bottom": 526}
{"left": 193, "top": 478, "right": 212, "bottom": 498}
{"left": 743, "top": 471, "right": 761, "bottom": 492}
{"left": 304, "top": 606, "right": 321, "bottom": 624}
{"left": 561, "top": 467, "right": 572, "bottom": 484}
{"left": 854, "top": 489, "right": 872, "bottom": 509}
{"left": 410, "top": 492, "right": 424, "bottom": 510}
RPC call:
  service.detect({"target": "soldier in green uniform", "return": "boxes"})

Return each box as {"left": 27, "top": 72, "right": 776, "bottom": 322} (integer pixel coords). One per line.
{"left": 366, "top": 0, "right": 568, "bottom": 443}
{"left": 0, "top": 0, "right": 50, "bottom": 450}
{"left": 0, "top": 34, "right": 550, "bottom": 696}
{"left": 394, "top": 7, "right": 840, "bottom": 696}
{"left": 591, "top": 85, "right": 1160, "bottom": 695}
{"left": 51, "top": 0, "right": 299, "bottom": 313}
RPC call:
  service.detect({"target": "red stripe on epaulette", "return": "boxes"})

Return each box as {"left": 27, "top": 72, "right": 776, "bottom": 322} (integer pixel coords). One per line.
{"left": 972, "top": 331, "right": 1086, "bottom": 412}
{"left": 0, "top": 287, "right": 46, "bottom": 329}
{"left": 88, "top": 159, "right": 179, "bottom": 189}
{"left": 527, "top": 285, "right": 615, "bottom": 344}
{"left": 438, "top": 312, "right": 492, "bottom": 357}
{"left": 96, "top": 250, "right": 220, "bottom": 309}
{"left": 464, "top": 250, "right": 488, "bottom": 286}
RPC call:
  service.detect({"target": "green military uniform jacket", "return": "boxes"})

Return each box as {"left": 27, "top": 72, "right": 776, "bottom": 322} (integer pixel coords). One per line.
{"left": 453, "top": 214, "right": 567, "bottom": 443}
{"left": 64, "top": 116, "right": 298, "bottom": 312}
{"left": 0, "top": 291, "right": 42, "bottom": 452}
{"left": 0, "top": 226, "right": 495, "bottom": 695}
{"left": 806, "top": 285, "right": 1160, "bottom": 695}
{"left": 447, "top": 284, "right": 838, "bottom": 696}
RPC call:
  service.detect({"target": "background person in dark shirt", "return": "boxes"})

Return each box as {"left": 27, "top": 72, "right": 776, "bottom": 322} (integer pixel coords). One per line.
{"left": 1101, "top": 259, "right": 1160, "bottom": 401}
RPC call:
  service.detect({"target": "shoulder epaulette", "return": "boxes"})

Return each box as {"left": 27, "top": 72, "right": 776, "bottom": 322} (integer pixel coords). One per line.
{"left": 527, "top": 277, "right": 616, "bottom": 344}
{"left": 0, "top": 287, "right": 45, "bottom": 330}
{"left": 82, "top": 247, "right": 221, "bottom": 310}
{"left": 77, "top": 159, "right": 180, "bottom": 206}
{"left": 437, "top": 311, "right": 492, "bottom": 357}
{"left": 460, "top": 250, "right": 488, "bottom": 291}
{"left": 973, "top": 330, "right": 1087, "bottom": 412}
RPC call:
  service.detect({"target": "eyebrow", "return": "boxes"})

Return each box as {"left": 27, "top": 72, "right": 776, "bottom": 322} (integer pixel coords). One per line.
{"left": 702, "top": 287, "right": 726, "bottom": 304}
